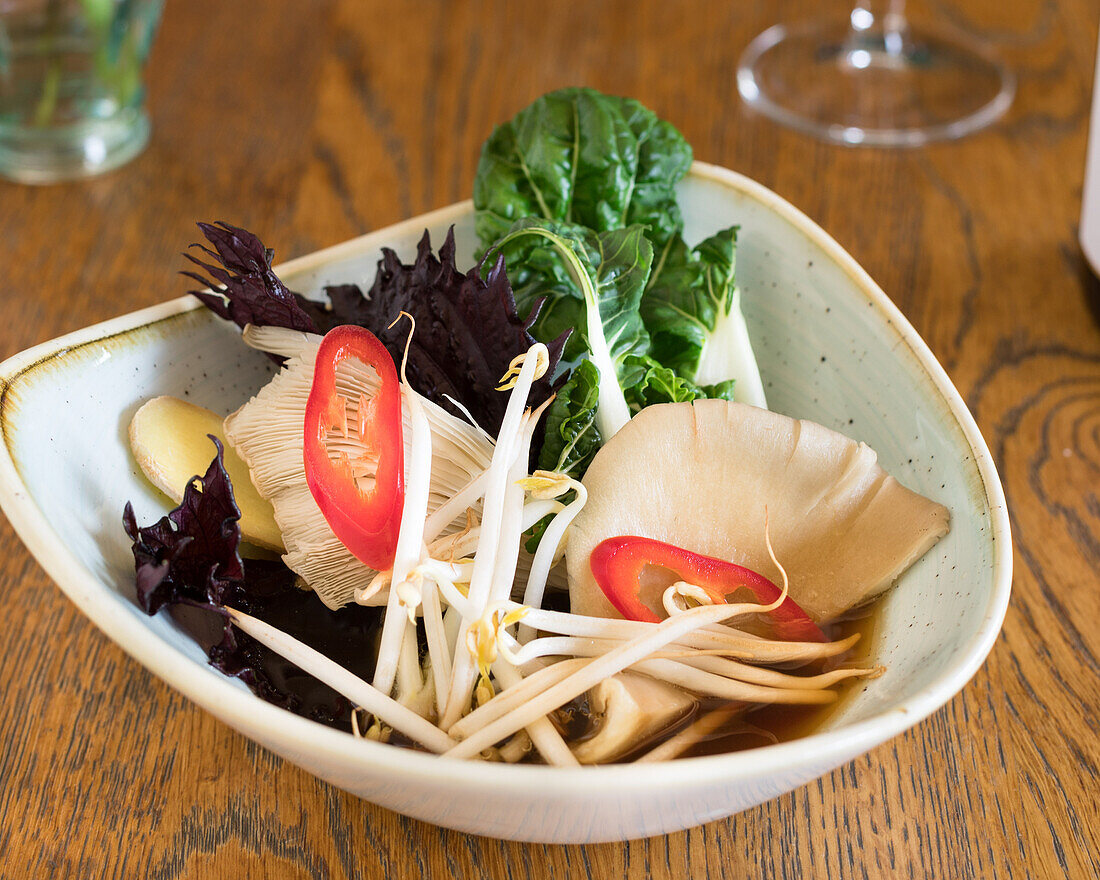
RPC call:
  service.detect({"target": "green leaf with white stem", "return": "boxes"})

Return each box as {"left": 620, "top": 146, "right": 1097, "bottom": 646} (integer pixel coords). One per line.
{"left": 493, "top": 219, "right": 653, "bottom": 364}
{"left": 642, "top": 226, "right": 767, "bottom": 408}
{"left": 525, "top": 360, "right": 602, "bottom": 551}
{"left": 486, "top": 219, "right": 652, "bottom": 439}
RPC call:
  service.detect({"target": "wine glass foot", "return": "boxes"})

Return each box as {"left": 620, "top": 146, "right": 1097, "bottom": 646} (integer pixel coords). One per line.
{"left": 737, "top": 16, "right": 1015, "bottom": 147}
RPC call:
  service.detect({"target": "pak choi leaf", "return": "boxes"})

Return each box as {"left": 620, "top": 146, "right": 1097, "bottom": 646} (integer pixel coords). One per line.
{"left": 642, "top": 226, "right": 766, "bottom": 408}
{"left": 474, "top": 88, "right": 691, "bottom": 256}
{"left": 537, "top": 358, "right": 602, "bottom": 477}
{"left": 619, "top": 354, "right": 734, "bottom": 412}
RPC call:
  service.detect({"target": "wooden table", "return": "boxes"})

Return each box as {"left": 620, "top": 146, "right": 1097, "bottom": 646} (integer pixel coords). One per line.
{"left": 1, "top": 1, "right": 1097, "bottom": 876}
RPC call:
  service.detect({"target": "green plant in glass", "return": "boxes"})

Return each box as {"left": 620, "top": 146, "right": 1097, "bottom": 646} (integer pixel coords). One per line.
{"left": 0, "top": 0, "right": 163, "bottom": 183}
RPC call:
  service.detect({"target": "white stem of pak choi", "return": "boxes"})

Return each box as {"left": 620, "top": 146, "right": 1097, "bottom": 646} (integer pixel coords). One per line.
{"left": 493, "top": 228, "right": 631, "bottom": 439}
{"left": 694, "top": 287, "right": 767, "bottom": 409}
{"left": 563, "top": 245, "right": 631, "bottom": 438}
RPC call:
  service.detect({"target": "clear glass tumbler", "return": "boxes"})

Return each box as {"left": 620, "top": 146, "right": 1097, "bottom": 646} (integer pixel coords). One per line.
{"left": 0, "top": 0, "right": 163, "bottom": 183}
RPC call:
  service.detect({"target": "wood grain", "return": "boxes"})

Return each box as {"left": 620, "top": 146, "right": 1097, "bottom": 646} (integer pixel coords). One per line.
{"left": 0, "top": 0, "right": 1098, "bottom": 876}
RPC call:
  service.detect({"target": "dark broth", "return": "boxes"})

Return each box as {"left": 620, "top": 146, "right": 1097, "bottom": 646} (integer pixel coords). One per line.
{"left": 169, "top": 560, "right": 384, "bottom": 732}
{"left": 569, "top": 604, "right": 880, "bottom": 764}
{"left": 678, "top": 606, "right": 878, "bottom": 759}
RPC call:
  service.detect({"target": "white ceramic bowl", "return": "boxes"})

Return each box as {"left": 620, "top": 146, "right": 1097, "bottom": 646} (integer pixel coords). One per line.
{"left": 0, "top": 162, "right": 1011, "bottom": 843}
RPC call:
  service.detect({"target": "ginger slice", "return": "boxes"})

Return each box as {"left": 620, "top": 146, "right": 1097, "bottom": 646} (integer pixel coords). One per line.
{"left": 129, "top": 396, "right": 284, "bottom": 552}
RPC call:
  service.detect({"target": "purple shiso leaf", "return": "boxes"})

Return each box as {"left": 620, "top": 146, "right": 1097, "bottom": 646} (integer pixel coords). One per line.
{"left": 123, "top": 436, "right": 246, "bottom": 619}
{"left": 185, "top": 221, "right": 569, "bottom": 442}
{"left": 312, "top": 226, "right": 569, "bottom": 438}
{"left": 182, "top": 221, "right": 320, "bottom": 334}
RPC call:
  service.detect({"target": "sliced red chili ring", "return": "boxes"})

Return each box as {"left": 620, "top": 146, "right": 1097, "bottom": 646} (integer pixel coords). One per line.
{"left": 304, "top": 325, "right": 404, "bottom": 571}
{"left": 589, "top": 536, "right": 825, "bottom": 642}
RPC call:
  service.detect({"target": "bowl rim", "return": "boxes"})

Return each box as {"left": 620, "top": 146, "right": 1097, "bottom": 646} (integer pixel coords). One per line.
{"left": 0, "top": 161, "right": 1012, "bottom": 796}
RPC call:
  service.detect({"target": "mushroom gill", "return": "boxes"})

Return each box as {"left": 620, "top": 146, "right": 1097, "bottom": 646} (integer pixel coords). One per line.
{"left": 224, "top": 325, "right": 495, "bottom": 609}
{"left": 566, "top": 399, "right": 950, "bottom": 623}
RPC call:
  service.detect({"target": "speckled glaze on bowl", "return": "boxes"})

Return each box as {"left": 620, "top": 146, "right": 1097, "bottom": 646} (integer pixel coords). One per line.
{"left": 0, "top": 163, "right": 1011, "bottom": 843}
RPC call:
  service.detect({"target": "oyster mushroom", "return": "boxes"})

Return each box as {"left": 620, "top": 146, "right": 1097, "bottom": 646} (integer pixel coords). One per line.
{"left": 224, "top": 325, "right": 496, "bottom": 609}
{"left": 566, "top": 399, "right": 950, "bottom": 623}
{"left": 571, "top": 671, "right": 695, "bottom": 764}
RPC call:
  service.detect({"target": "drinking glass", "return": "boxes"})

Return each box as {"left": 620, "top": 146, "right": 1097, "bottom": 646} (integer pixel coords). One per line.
{"left": 737, "top": 1, "right": 1015, "bottom": 146}
{"left": 0, "top": 0, "right": 163, "bottom": 183}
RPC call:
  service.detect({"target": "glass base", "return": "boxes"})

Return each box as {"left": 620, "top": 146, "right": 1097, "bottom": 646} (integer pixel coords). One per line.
{"left": 737, "top": 17, "right": 1015, "bottom": 147}
{"left": 0, "top": 108, "right": 150, "bottom": 184}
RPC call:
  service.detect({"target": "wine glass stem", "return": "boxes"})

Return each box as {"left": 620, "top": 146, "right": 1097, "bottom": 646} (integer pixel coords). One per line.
{"left": 848, "top": 0, "right": 909, "bottom": 60}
